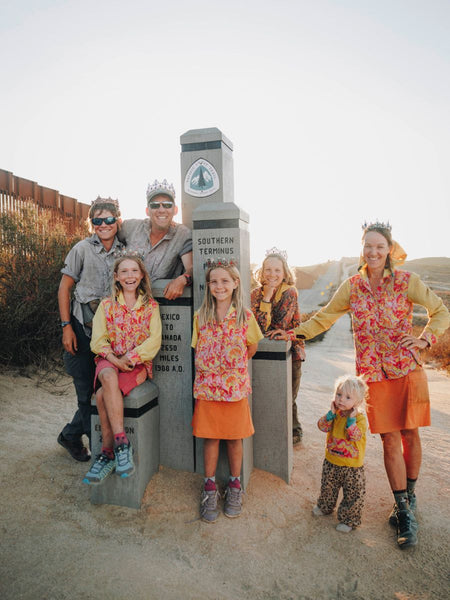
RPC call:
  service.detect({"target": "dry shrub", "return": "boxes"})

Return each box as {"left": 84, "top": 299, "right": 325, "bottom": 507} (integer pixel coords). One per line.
{"left": 413, "top": 290, "right": 450, "bottom": 374}
{"left": 0, "top": 205, "right": 85, "bottom": 367}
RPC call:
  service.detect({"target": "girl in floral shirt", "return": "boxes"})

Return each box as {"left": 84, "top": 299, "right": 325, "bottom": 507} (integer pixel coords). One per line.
{"left": 251, "top": 250, "right": 305, "bottom": 444}
{"left": 83, "top": 255, "right": 162, "bottom": 485}
{"left": 192, "top": 260, "right": 263, "bottom": 523}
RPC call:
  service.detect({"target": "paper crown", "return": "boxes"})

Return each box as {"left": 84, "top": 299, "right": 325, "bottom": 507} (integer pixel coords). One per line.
{"left": 146, "top": 179, "right": 176, "bottom": 204}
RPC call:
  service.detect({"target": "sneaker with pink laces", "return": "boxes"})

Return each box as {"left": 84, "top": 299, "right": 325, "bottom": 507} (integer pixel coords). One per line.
{"left": 224, "top": 479, "right": 242, "bottom": 518}
{"left": 200, "top": 479, "right": 220, "bottom": 523}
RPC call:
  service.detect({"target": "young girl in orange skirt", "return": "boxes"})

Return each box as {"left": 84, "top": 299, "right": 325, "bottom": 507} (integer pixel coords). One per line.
{"left": 83, "top": 255, "right": 162, "bottom": 485}
{"left": 192, "top": 260, "right": 263, "bottom": 522}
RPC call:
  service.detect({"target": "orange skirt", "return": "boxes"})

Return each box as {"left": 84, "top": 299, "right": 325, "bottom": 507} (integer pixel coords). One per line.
{"left": 192, "top": 398, "right": 254, "bottom": 440}
{"left": 366, "top": 367, "right": 430, "bottom": 434}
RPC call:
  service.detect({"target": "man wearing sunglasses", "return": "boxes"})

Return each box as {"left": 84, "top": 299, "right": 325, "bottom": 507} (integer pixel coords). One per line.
{"left": 119, "top": 179, "right": 193, "bottom": 299}
{"left": 57, "top": 197, "right": 124, "bottom": 462}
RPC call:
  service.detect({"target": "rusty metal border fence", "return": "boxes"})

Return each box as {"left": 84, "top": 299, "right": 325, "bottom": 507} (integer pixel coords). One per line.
{"left": 0, "top": 168, "right": 89, "bottom": 234}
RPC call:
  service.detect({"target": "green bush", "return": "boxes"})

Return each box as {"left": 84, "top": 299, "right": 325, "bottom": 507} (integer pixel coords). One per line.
{"left": 0, "top": 205, "right": 85, "bottom": 366}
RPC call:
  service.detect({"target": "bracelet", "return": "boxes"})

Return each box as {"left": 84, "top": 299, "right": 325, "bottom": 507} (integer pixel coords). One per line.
{"left": 61, "top": 321, "right": 71, "bottom": 328}
{"left": 183, "top": 273, "right": 193, "bottom": 286}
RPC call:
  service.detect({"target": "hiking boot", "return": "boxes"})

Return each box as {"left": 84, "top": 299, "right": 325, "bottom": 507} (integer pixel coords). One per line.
{"left": 200, "top": 488, "right": 220, "bottom": 523}
{"left": 224, "top": 481, "right": 243, "bottom": 518}
{"left": 389, "top": 494, "right": 417, "bottom": 526}
{"left": 82, "top": 453, "right": 116, "bottom": 485}
{"left": 114, "top": 443, "right": 135, "bottom": 478}
{"left": 58, "top": 432, "right": 90, "bottom": 462}
{"left": 397, "top": 508, "right": 418, "bottom": 549}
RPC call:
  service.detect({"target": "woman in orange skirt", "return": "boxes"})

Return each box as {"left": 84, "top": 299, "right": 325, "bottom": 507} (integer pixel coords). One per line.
{"left": 274, "top": 222, "right": 449, "bottom": 549}
{"left": 192, "top": 260, "right": 263, "bottom": 523}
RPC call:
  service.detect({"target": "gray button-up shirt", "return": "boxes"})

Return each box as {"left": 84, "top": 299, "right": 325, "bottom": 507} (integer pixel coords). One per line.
{"left": 119, "top": 219, "right": 192, "bottom": 283}
{"left": 61, "top": 234, "right": 124, "bottom": 336}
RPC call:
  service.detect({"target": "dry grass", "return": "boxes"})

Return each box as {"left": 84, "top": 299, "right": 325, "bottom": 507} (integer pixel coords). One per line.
{"left": 0, "top": 205, "right": 85, "bottom": 367}
{"left": 414, "top": 289, "right": 450, "bottom": 374}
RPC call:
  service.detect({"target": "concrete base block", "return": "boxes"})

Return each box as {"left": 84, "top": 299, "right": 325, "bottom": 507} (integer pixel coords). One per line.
{"left": 152, "top": 284, "right": 194, "bottom": 472}
{"left": 90, "top": 380, "right": 160, "bottom": 509}
{"left": 252, "top": 339, "right": 293, "bottom": 483}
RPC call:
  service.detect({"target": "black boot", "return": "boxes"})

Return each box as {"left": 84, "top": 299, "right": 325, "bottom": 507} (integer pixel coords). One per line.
{"left": 396, "top": 499, "right": 418, "bottom": 549}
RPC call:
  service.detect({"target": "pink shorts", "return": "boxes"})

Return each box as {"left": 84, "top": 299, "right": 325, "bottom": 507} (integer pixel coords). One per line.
{"left": 94, "top": 359, "right": 146, "bottom": 397}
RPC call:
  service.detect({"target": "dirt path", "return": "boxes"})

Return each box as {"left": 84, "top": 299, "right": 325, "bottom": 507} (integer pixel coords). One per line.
{"left": 1, "top": 312, "right": 449, "bottom": 599}
{"left": 298, "top": 262, "right": 342, "bottom": 313}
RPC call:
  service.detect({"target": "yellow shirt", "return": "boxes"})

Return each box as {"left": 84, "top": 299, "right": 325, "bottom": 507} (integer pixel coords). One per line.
{"left": 318, "top": 411, "right": 367, "bottom": 468}
{"left": 91, "top": 292, "right": 162, "bottom": 366}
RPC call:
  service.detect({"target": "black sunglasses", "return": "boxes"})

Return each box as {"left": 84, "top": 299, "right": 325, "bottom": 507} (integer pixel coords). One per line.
{"left": 148, "top": 201, "right": 174, "bottom": 210}
{"left": 91, "top": 216, "right": 117, "bottom": 226}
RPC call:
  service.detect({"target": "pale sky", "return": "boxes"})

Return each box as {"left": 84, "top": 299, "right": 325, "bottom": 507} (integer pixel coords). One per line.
{"left": 1, "top": 0, "right": 449, "bottom": 267}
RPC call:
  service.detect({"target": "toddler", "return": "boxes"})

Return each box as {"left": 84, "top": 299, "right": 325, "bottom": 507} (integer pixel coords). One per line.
{"left": 313, "top": 374, "right": 368, "bottom": 532}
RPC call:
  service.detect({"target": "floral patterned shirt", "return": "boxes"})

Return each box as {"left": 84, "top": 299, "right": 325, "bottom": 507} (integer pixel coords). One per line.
{"left": 251, "top": 283, "right": 305, "bottom": 362}
{"left": 192, "top": 307, "right": 263, "bottom": 402}
{"left": 90, "top": 292, "right": 162, "bottom": 379}
{"left": 295, "top": 267, "right": 449, "bottom": 382}
{"left": 318, "top": 411, "right": 367, "bottom": 468}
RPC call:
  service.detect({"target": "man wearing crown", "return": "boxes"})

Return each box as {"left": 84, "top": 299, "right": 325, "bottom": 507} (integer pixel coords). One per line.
{"left": 119, "top": 180, "right": 193, "bottom": 299}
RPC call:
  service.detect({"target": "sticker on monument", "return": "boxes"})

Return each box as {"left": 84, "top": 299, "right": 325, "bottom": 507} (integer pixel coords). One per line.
{"left": 184, "top": 158, "right": 220, "bottom": 197}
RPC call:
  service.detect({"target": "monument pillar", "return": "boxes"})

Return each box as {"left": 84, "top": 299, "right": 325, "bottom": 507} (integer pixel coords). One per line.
{"left": 180, "top": 128, "right": 253, "bottom": 489}
{"left": 180, "top": 127, "right": 235, "bottom": 230}
{"left": 152, "top": 283, "right": 194, "bottom": 472}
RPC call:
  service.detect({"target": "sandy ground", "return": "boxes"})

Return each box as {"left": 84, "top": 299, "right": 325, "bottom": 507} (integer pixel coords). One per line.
{"left": 1, "top": 309, "right": 449, "bottom": 600}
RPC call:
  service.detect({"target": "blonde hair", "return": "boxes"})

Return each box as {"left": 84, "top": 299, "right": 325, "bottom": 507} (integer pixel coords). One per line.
{"left": 198, "top": 264, "right": 247, "bottom": 328}
{"left": 255, "top": 253, "right": 296, "bottom": 286}
{"left": 112, "top": 256, "right": 153, "bottom": 305}
{"left": 334, "top": 374, "right": 368, "bottom": 410}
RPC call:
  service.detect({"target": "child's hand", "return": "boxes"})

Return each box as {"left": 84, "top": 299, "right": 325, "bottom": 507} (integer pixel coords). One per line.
{"left": 267, "top": 329, "right": 288, "bottom": 341}
{"left": 262, "top": 283, "right": 277, "bottom": 302}
{"left": 108, "top": 354, "right": 133, "bottom": 372}
{"left": 349, "top": 407, "right": 357, "bottom": 418}
{"left": 330, "top": 401, "right": 337, "bottom": 414}
{"left": 116, "top": 355, "right": 134, "bottom": 372}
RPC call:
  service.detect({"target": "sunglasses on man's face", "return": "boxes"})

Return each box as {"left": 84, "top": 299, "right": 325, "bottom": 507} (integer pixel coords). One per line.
{"left": 148, "top": 201, "right": 174, "bottom": 210}
{"left": 91, "top": 216, "right": 117, "bottom": 226}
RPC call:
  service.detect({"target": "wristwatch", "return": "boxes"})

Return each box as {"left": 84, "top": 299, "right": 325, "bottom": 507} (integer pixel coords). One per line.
{"left": 183, "top": 273, "right": 193, "bottom": 286}
{"left": 61, "top": 321, "right": 71, "bottom": 328}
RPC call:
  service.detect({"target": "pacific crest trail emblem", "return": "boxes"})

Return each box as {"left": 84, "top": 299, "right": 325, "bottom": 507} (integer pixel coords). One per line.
{"left": 184, "top": 158, "right": 220, "bottom": 197}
